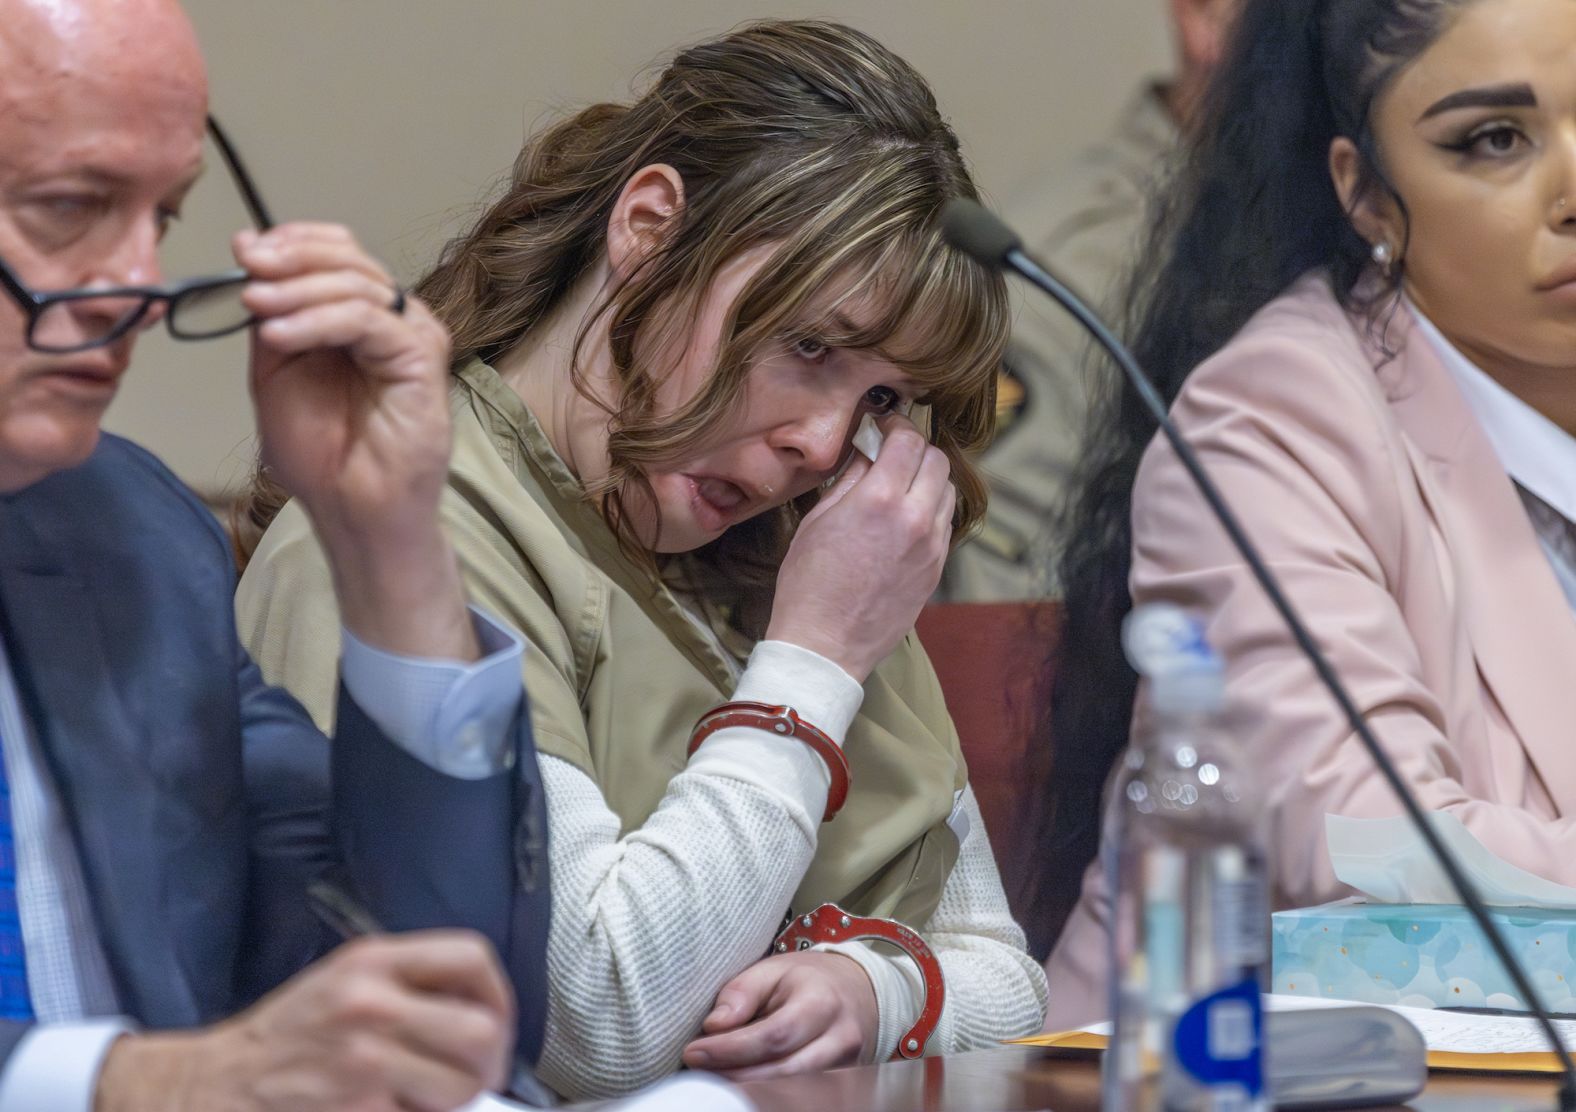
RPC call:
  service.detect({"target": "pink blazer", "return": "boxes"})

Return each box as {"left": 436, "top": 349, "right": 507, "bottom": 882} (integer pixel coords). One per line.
{"left": 1043, "top": 271, "right": 1576, "bottom": 1030}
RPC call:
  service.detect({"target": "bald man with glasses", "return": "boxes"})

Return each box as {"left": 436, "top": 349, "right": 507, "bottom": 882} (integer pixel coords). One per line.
{"left": 0, "top": 1, "right": 549, "bottom": 1109}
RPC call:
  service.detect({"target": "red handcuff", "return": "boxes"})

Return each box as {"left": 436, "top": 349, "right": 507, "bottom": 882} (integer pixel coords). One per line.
{"left": 774, "top": 902, "right": 945, "bottom": 1060}
{"left": 688, "top": 702, "right": 850, "bottom": 822}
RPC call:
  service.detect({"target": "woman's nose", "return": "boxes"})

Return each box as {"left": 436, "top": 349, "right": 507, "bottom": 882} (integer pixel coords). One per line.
{"left": 775, "top": 407, "right": 854, "bottom": 474}
{"left": 1551, "top": 131, "right": 1576, "bottom": 230}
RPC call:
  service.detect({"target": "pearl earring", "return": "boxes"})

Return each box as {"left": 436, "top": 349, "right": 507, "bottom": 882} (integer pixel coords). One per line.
{"left": 1371, "top": 240, "right": 1397, "bottom": 278}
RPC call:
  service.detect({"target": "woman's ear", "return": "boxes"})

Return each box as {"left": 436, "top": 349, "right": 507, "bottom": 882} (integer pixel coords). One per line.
{"left": 1329, "top": 136, "right": 1400, "bottom": 255}
{"left": 606, "top": 164, "right": 686, "bottom": 280}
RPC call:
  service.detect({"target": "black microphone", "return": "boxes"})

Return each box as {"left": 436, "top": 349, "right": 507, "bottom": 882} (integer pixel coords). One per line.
{"left": 942, "top": 197, "right": 1576, "bottom": 1111}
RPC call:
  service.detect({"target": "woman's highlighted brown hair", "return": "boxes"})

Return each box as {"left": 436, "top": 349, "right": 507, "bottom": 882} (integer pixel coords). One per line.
{"left": 236, "top": 19, "right": 1007, "bottom": 611}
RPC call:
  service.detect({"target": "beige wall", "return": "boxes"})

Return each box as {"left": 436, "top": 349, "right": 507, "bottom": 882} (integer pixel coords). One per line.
{"left": 105, "top": 1, "right": 1171, "bottom": 493}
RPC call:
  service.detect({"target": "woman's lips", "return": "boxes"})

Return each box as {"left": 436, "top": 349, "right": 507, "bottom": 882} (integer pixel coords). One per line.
{"left": 1537, "top": 277, "right": 1576, "bottom": 307}
{"left": 688, "top": 475, "right": 750, "bottom": 530}
{"left": 696, "top": 477, "right": 747, "bottom": 512}
{"left": 1537, "top": 257, "right": 1576, "bottom": 293}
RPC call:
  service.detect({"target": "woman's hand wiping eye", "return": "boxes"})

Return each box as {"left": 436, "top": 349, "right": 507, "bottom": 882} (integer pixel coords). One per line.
{"left": 863, "top": 385, "right": 902, "bottom": 413}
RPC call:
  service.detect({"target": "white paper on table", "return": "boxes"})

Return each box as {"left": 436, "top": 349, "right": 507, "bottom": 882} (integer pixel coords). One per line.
{"left": 456, "top": 1073, "right": 755, "bottom": 1112}
{"left": 1325, "top": 811, "right": 1576, "bottom": 908}
{"left": 1387, "top": 1003, "right": 1576, "bottom": 1054}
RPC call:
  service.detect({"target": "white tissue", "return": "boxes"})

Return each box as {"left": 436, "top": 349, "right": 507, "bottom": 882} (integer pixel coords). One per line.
{"left": 1325, "top": 812, "right": 1576, "bottom": 908}
{"left": 852, "top": 413, "right": 884, "bottom": 462}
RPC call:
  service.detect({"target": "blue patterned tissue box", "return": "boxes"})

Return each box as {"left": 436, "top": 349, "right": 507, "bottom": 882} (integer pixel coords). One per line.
{"left": 1272, "top": 902, "right": 1576, "bottom": 1014}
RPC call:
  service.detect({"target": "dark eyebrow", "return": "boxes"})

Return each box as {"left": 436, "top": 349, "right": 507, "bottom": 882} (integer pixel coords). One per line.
{"left": 1418, "top": 82, "right": 1537, "bottom": 122}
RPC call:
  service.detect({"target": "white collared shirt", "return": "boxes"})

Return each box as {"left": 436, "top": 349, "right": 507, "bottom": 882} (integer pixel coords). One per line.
{"left": 1411, "top": 306, "right": 1576, "bottom": 609}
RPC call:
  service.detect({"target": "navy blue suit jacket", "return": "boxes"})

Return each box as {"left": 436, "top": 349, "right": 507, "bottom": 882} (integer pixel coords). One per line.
{"left": 0, "top": 435, "right": 550, "bottom": 1066}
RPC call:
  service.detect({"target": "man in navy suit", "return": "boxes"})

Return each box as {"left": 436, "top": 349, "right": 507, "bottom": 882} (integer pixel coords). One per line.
{"left": 0, "top": 0, "right": 548, "bottom": 1108}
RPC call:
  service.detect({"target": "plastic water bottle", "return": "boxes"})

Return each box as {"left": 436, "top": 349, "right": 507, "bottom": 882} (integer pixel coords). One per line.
{"left": 1101, "top": 604, "right": 1269, "bottom": 1112}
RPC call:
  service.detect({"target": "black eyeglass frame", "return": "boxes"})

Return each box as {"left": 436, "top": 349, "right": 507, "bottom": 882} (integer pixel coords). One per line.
{"left": 0, "top": 116, "right": 276, "bottom": 355}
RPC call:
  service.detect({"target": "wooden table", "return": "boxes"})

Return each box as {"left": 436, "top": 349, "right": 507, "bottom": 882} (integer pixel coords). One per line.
{"left": 722, "top": 1046, "right": 1557, "bottom": 1111}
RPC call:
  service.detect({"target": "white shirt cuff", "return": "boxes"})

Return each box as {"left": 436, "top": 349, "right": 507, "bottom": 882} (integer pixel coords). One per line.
{"left": 731, "top": 640, "right": 864, "bottom": 743}
{"left": 0, "top": 1018, "right": 134, "bottom": 1112}
{"left": 339, "top": 606, "right": 524, "bottom": 780}
{"left": 814, "top": 940, "right": 924, "bottom": 1062}
{"left": 682, "top": 640, "right": 865, "bottom": 827}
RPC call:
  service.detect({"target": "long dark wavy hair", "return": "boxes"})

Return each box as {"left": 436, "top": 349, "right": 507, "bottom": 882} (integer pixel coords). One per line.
{"left": 1038, "top": 0, "right": 1473, "bottom": 952}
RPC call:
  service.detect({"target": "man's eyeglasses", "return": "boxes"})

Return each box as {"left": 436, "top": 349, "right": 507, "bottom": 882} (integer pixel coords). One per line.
{"left": 0, "top": 117, "right": 275, "bottom": 355}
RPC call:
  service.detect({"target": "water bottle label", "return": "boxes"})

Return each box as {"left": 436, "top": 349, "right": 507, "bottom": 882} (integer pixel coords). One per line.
{"left": 1172, "top": 978, "right": 1263, "bottom": 1097}
{"left": 1212, "top": 869, "right": 1267, "bottom": 967}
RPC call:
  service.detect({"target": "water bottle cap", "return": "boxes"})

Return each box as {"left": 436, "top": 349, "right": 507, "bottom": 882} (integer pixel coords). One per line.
{"left": 1122, "top": 603, "right": 1224, "bottom": 713}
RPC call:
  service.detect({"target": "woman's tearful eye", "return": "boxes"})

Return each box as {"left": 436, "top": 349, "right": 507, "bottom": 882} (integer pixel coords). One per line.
{"left": 863, "top": 385, "right": 901, "bottom": 413}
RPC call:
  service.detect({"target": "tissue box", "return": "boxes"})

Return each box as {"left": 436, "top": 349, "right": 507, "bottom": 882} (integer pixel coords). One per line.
{"left": 1272, "top": 902, "right": 1576, "bottom": 1014}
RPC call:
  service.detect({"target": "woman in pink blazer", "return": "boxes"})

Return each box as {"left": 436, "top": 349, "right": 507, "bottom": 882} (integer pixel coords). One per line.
{"left": 1043, "top": 0, "right": 1576, "bottom": 1028}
